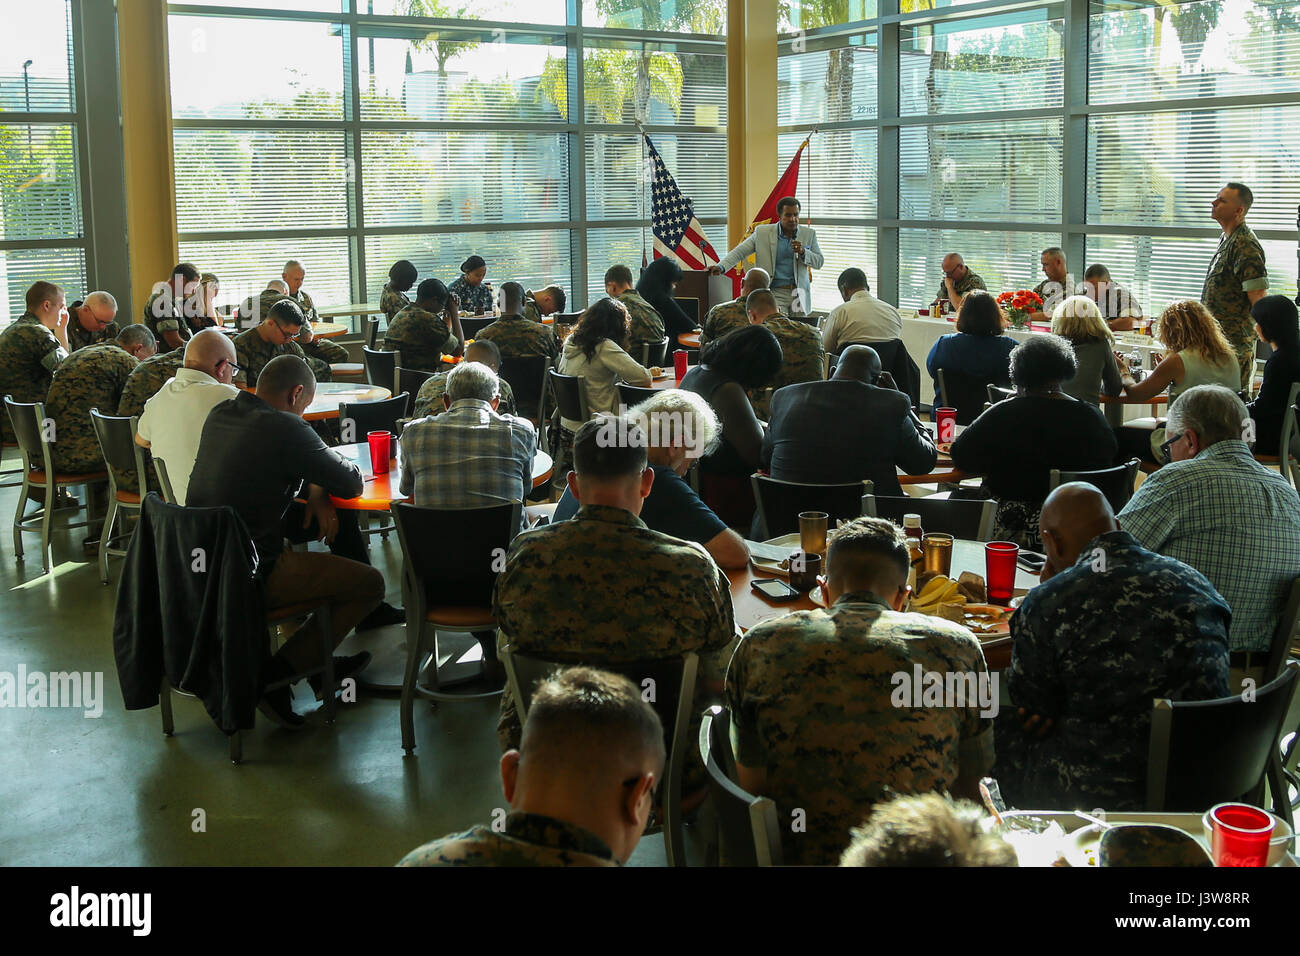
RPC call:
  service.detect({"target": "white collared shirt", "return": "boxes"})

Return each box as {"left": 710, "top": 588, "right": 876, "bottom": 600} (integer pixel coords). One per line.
{"left": 137, "top": 367, "right": 240, "bottom": 504}
{"left": 821, "top": 289, "right": 903, "bottom": 352}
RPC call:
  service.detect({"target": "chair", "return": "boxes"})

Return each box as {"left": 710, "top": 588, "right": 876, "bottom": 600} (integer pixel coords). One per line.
{"left": 89, "top": 409, "right": 149, "bottom": 584}
{"left": 391, "top": 500, "right": 521, "bottom": 755}
{"left": 362, "top": 346, "right": 397, "bottom": 393}
{"left": 1146, "top": 660, "right": 1299, "bottom": 827}
{"left": 6, "top": 396, "right": 108, "bottom": 573}
{"left": 698, "top": 706, "right": 783, "bottom": 866}
{"left": 1048, "top": 458, "right": 1140, "bottom": 513}
{"left": 395, "top": 366, "right": 435, "bottom": 400}
{"left": 502, "top": 645, "right": 698, "bottom": 868}
{"left": 617, "top": 381, "right": 659, "bottom": 409}
{"left": 936, "top": 368, "right": 1001, "bottom": 426}
{"left": 339, "top": 392, "right": 410, "bottom": 539}
{"left": 153, "top": 457, "right": 178, "bottom": 504}
{"left": 750, "top": 474, "right": 872, "bottom": 540}
{"left": 499, "top": 354, "right": 551, "bottom": 428}
{"left": 364, "top": 316, "right": 381, "bottom": 350}
{"left": 640, "top": 336, "right": 670, "bottom": 368}
{"left": 459, "top": 315, "right": 496, "bottom": 341}
{"left": 548, "top": 368, "right": 592, "bottom": 427}
{"left": 1253, "top": 383, "right": 1300, "bottom": 486}
{"left": 824, "top": 352, "right": 839, "bottom": 378}
{"left": 1265, "top": 578, "right": 1300, "bottom": 686}
{"left": 864, "top": 493, "right": 996, "bottom": 541}
{"left": 987, "top": 384, "right": 1014, "bottom": 404}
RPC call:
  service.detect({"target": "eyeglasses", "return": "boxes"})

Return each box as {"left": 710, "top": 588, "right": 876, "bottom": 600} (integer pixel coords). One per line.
{"left": 1160, "top": 431, "right": 1185, "bottom": 464}
{"left": 219, "top": 358, "right": 241, "bottom": 375}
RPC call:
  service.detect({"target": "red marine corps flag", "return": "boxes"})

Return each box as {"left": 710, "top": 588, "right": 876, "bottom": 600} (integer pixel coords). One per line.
{"left": 645, "top": 134, "right": 723, "bottom": 270}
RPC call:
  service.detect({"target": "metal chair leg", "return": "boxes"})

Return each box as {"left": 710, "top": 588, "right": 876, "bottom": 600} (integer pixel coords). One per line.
{"left": 230, "top": 731, "right": 242, "bottom": 764}
{"left": 12, "top": 473, "right": 29, "bottom": 559}
{"left": 400, "top": 619, "right": 424, "bottom": 755}
{"left": 41, "top": 482, "right": 54, "bottom": 572}
{"left": 99, "top": 496, "right": 118, "bottom": 584}
{"left": 319, "top": 604, "right": 336, "bottom": 725}
{"left": 160, "top": 676, "right": 174, "bottom": 736}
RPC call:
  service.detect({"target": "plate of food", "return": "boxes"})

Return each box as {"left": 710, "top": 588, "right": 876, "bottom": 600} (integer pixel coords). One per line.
{"left": 936, "top": 441, "right": 953, "bottom": 456}
{"left": 746, "top": 534, "right": 802, "bottom": 576}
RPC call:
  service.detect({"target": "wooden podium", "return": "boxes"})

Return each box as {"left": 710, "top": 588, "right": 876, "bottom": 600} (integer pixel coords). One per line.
{"left": 670, "top": 270, "right": 736, "bottom": 326}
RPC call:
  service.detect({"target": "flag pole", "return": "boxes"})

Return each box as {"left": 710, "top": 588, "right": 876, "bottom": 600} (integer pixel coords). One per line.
{"left": 637, "top": 121, "right": 648, "bottom": 268}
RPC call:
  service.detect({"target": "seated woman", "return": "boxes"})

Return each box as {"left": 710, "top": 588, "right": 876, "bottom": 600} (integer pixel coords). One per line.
{"left": 1051, "top": 295, "right": 1122, "bottom": 410}
{"left": 681, "top": 325, "right": 783, "bottom": 530}
{"left": 636, "top": 257, "right": 697, "bottom": 339}
{"left": 551, "top": 390, "right": 750, "bottom": 569}
{"left": 950, "top": 334, "right": 1117, "bottom": 549}
{"left": 380, "top": 259, "right": 418, "bottom": 322}
{"left": 383, "top": 277, "right": 465, "bottom": 372}
{"left": 1247, "top": 295, "right": 1300, "bottom": 457}
{"left": 195, "top": 273, "right": 222, "bottom": 332}
{"left": 448, "top": 254, "right": 495, "bottom": 316}
{"left": 1114, "top": 300, "right": 1241, "bottom": 464}
{"left": 926, "top": 290, "right": 1017, "bottom": 424}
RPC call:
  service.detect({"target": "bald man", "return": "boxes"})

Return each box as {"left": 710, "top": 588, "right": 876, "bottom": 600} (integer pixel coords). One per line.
{"left": 66, "top": 291, "right": 120, "bottom": 351}
{"left": 281, "top": 259, "right": 349, "bottom": 365}
{"left": 700, "top": 267, "right": 770, "bottom": 347}
{"left": 136, "top": 328, "right": 241, "bottom": 505}
{"left": 994, "top": 483, "right": 1231, "bottom": 812}
{"left": 934, "top": 253, "right": 986, "bottom": 315}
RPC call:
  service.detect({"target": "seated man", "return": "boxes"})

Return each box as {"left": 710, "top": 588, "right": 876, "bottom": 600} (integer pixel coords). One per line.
{"left": 996, "top": 483, "right": 1230, "bottom": 812}
{"left": 1030, "top": 246, "right": 1072, "bottom": 321}
{"left": 822, "top": 267, "right": 902, "bottom": 352}
{"left": 476, "top": 281, "right": 559, "bottom": 362}
{"left": 605, "top": 264, "right": 665, "bottom": 350}
{"left": 934, "top": 253, "right": 986, "bottom": 315}
{"left": 66, "top": 291, "right": 120, "bottom": 351}
{"left": 1119, "top": 385, "right": 1300, "bottom": 684}
{"left": 700, "top": 268, "right": 769, "bottom": 348}
{"left": 255, "top": 278, "right": 290, "bottom": 322}
{"left": 552, "top": 393, "right": 750, "bottom": 570}
{"left": 135, "top": 328, "right": 240, "bottom": 505}
{"left": 117, "top": 349, "right": 187, "bottom": 418}
{"left": 524, "top": 284, "right": 566, "bottom": 324}
{"left": 398, "top": 666, "right": 663, "bottom": 867}
{"left": 46, "top": 324, "right": 156, "bottom": 474}
{"left": 186, "top": 355, "right": 386, "bottom": 726}
{"left": 761, "top": 345, "right": 937, "bottom": 496}
{"left": 282, "top": 259, "right": 349, "bottom": 366}
{"left": 726, "top": 516, "right": 994, "bottom": 866}
{"left": 839, "top": 793, "right": 1016, "bottom": 867}
{"left": 234, "top": 299, "right": 331, "bottom": 386}
{"left": 1082, "top": 263, "right": 1143, "bottom": 332}
{"left": 411, "top": 339, "right": 517, "bottom": 420}
{"left": 383, "top": 277, "right": 465, "bottom": 373}
{"left": 747, "top": 287, "right": 825, "bottom": 419}
{"left": 0, "top": 280, "right": 70, "bottom": 443}
{"left": 143, "top": 262, "right": 202, "bottom": 353}
{"left": 493, "top": 416, "right": 736, "bottom": 771}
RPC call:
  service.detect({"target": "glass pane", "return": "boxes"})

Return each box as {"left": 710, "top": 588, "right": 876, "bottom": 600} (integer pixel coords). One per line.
{"left": 172, "top": 0, "right": 341, "bottom": 9}
{"left": 1, "top": 247, "right": 85, "bottom": 324}
{"left": 1085, "top": 234, "right": 1299, "bottom": 317}
{"left": 582, "top": 0, "right": 727, "bottom": 34}
{"left": 1089, "top": 0, "right": 1300, "bottom": 105}
{"left": 900, "top": 15, "right": 1065, "bottom": 115}
{"left": 585, "top": 132, "right": 726, "bottom": 220}
{"left": 174, "top": 128, "right": 349, "bottom": 233}
{"left": 778, "top": 33, "right": 878, "bottom": 125}
{"left": 1088, "top": 105, "right": 1300, "bottom": 231}
{"left": 365, "top": 228, "right": 571, "bottom": 300}
{"left": 585, "top": 225, "right": 652, "bottom": 304}
{"left": 368, "top": 0, "right": 567, "bottom": 24}
{"left": 898, "top": 227, "right": 1063, "bottom": 308}
{"left": 580, "top": 44, "right": 727, "bottom": 126}
{"left": 806, "top": 223, "right": 879, "bottom": 313}
{"left": 780, "top": 0, "right": 876, "bottom": 33}
{"left": 900, "top": 118, "right": 1061, "bottom": 224}
{"left": 177, "top": 237, "right": 352, "bottom": 314}
{"left": 362, "top": 130, "right": 568, "bottom": 226}
{"left": 777, "top": 129, "right": 878, "bottom": 220}
{"left": 0, "top": 0, "right": 75, "bottom": 111}
{"left": 169, "top": 16, "right": 345, "bottom": 120}
{"left": 359, "top": 36, "right": 566, "bottom": 123}
{"left": 0, "top": 124, "right": 82, "bottom": 241}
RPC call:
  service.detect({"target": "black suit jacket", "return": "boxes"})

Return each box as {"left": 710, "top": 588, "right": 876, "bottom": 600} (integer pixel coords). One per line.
{"left": 760, "top": 380, "right": 938, "bottom": 496}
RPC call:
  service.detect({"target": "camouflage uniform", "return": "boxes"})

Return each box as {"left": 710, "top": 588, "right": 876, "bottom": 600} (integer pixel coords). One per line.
{"left": 475, "top": 314, "right": 559, "bottom": 362}
{"left": 117, "top": 349, "right": 186, "bottom": 418}
{"left": 727, "top": 591, "right": 995, "bottom": 866}
{"left": 752, "top": 314, "right": 824, "bottom": 419}
{"left": 142, "top": 289, "right": 193, "bottom": 354}
{"left": 233, "top": 328, "right": 331, "bottom": 387}
{"left": 995, "top": 530, "right": 1231, "bottom": 813}
{"left": 493, "top": 504, "right": 737, "bottom": 788}
{"left": 448, "top": 275, "right": 495, "bottom": 315}
{"left": 0, "top": 313, "right": 68, "bottom": 443}
{"left": 291, "top": 289, "right": 349, "bottom": 366}
{"left": 44, "top": 343, "right": 139, "bottom": 473}
{"left": 397, "top": 812, "right": 618, "bottom": 867}
{"left": 1202, "top": 223, "right": 1269, "bottom": 390}
{"left": 383, "top": 304, "right": 458, "bottom": 373}
{"left": 1032, "top": 279, "right": 1070, "bottom": 317}
{"left": 379, "top": 282, "right": 410, "bottom": 323}
{"left": 523, "top": 291, "right": 553, "bottom": 324}
{"left": 412, "top": 369, "right": 516, "bottom": 420}
{"left": 935, "top": 270, "right": 987, "bottom": 305}
{"left": 616, "top": 290, "right": 665, "bottom": 347}
{"left": 700, "top": 297, "right": 749, "bottom": 348}
{"left": 65, "top": 303, "right": 119, "bottom": 352}
{"left": 257, "top": 288, "right": 286, "bottom": 322}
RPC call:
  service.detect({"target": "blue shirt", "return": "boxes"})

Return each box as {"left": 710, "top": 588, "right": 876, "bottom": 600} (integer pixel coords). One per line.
{"left": 925, "top": 332, "right": 1017, "bottom": 396}
{"left": 553, "top": 463, "right": 727, "bottom": 545}
{"left": 773, "top": 229, "right": 796, "bottom": 288}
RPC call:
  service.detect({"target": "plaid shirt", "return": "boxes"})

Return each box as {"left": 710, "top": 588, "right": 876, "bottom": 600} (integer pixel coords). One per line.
{"left": 1119, "top": 440, "right": 1300, "bottom": 652}
{"left": 399, "top": 398, "right": 536, "bottom": 528}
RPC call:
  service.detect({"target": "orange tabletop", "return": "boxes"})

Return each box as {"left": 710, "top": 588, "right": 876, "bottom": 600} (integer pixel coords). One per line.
{"left": 317, "top": 302, "right": 378, "bottom": 319}
{"left": 328, "top": 443, "right": 554, "bottom": 510}
{"left": 311, "top": 321, "right": 349, "bottom": 340}
{"left": 302, "top": 382, "right": 392, "bottom": 422}
{"left": 678, "top": 331, "right": 700, "bottom": 348}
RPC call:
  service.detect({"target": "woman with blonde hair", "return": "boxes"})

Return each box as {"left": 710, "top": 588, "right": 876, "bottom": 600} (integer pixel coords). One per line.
{"left": 1051, "top": 294, "right": 1122, "bottom": 408}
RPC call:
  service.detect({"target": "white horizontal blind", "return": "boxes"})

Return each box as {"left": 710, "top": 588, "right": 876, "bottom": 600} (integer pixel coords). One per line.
{"left": 778, "top": 129, "right": 879, "bottom": 220}
{"left": 178, "top": 237, "right": 351, "bottom": 312}
{"left": 585, "top": 132, "right": 726, "bottom": 221}
{"left": 778, "top": 35, "right": 879, "bottom": 126}
{"left": 580, "top": 45, "right": 728, "bottom": 127}
{"left": 899, "top": 227, "right": 1063, "bottom": 307}
{"left": 365, "top": 228, "right": 572, "bottom": 297}
{"left": 809, "top": 223, "right": 880, "bottom": 309}
{"left": 0, "top": 248, "right": 86, "bottom": 321}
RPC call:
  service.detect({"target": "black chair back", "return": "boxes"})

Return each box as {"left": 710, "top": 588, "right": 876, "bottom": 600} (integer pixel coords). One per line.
{"left": 1147, "top": 662, "right": 1300, "bottom": 814}
{"left": 365, "top": 317, "right": 381, "bottom": 350}
{"left": 395, "top": 366, "right": 435, "bottom": 399}
{"left": 339, "top": 393, "right": 410, "bottom": 442}
{"left": 362, "top": 346, "right": 396, "bottom": 393}
{"left": 4, "top": 396, "right": 52, "bottom": 473}
{"left": 618, "top": 382, "right": 659, "bottom": 409}
{"left": 866, "top": 494, "right": 996, "bottom": 541}
{"left": 1267, "top": 578, "right": 1300, "bottom": 685}
{"left": 459, "top": 315, "right": 496, "bottom": 341}
{"left": 548, "top": 368, "right": 588, "bottom": 424}
{"left": 641, "top": 336, "right": 670, "bottom": 367}
{"left": 499, "top": 355, "right": 549, "bottom": 420}
{"left": 936, "top": 368, "right": 1000, "bottom": 426}
{"left": 89, "top": 409, "right": 146, "bottom": 485}
{"left": 751, "top": 474, "right": 871, "bottom": 539}
{"left": 391, "top": 500, "right": 520, "bottom": 608}
{"left": 700, "top": 707, "right": 783, "bottom": 866}
{"left": 1049, "top": 458, "right": 1140, "bottom": 512}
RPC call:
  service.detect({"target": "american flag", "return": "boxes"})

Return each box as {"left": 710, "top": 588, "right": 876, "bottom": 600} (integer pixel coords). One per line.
{"left": 647, "top": 134, "right": 721, "bottom": 270}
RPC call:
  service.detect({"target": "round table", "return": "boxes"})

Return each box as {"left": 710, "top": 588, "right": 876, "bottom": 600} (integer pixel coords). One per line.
{"left": 303, "top": 382, "right": 391, "bottom": 422}
{"left": 327, "top": 444, "right": 554, "bottom": 509}
{"left": 651, "top": 368, "right": 690, "bottom": 390}
{"left": 317, "top": 302, "right": 378, "bottom": 320}
{"left": 310, "top": 321, "right": 349, "bottom": 340}
{"left": 678, "top": 331, "right": 701, "bottom": 348}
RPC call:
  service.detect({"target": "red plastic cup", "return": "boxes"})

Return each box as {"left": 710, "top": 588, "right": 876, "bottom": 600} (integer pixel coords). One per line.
{"left": 673, "top": 349, "right": 689, "bottom": 385}
{"left": 1206, "top": 803, "right": 1275, "bottom": 867}
{"left": 935, "top": 406, "right": 957, "bottom": 445}
{"left": 985, "top": 541, "right": 1019, "bottom": 606}
{"left": 367, "top": 430, "right": 393, "bottom": 476}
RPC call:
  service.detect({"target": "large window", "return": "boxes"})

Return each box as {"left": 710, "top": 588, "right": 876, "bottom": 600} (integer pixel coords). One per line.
{"left": 167, "top": 1, "right": 728, "bottom": 323}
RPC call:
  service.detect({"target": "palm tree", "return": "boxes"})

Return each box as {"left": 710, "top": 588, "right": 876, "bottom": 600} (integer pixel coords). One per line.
{"left": 392, "top": 0, "right": 481, "bottom": 77}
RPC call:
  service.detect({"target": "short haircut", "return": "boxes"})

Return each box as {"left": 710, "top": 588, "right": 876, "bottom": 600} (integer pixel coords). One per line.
{"left": 955, "top": 290, "right": 1005, "bottom": 337}
{"left": 116, "top": 324, "right": 156, "bottom": 350}
{"left": 627, "top": 387, "right": 721, "bottom": 456}
{"left": 1010, "top": 333, "right": 1077, "bottom": 391}
{"left": 1167, "top": 384, "right": 1250, "bottom": 447}
{"left": 745, "top": 288, "right": 778, "bottom": 316}
{"left": 267, "top": 278, "right": 288, "bottom": 293}
{"left": 699, "top": 324, "right": 783, "bottom": 390}
{"left": 268, "top": 299, "right": 304, "bottom": 328}
{"left": 258, "top": 354, "right": 316, "bottom": 398}
{"left": 200, "top": 272, "right": 219, "bottom": 289}
{"left": 1252, "top": 294, "right": 1300, "bottom": 351}
{"left": 826, "top": 517, "right": 910, "bottom": 587}
{"left": 25, "top": 281, "right": 63, "bottom": 312}
{"left": 540, "top": 284, "right": 567, "bottom": 313}
{"left": 573, "top": 413, "right": 647, "bottom": 480}
{"left": 838, "top": 267, "right": 869, "bottom": 293}
{"left": 388, "top": 259, "right": 418, "bottom": 290}
{"left": 172, "top": 262, "right": 201, "bottom": 283}
{"left": 465, "top": 337, "right": 502, "bottom": 367}
{"left": 776, "top": 196, "right": 801, "bottom": 215}
{"left": 445, "top": 360, "right": 499, "bottom": 402}
{"left": 1051, "top": 295, "right": 1113, "bottom": 346}
{"left": 840, "top": 793, "right": 1017, "bottom": 867}
{"left": 1041, "top": 246, "right": 1065, "bottom": 260}
{"left": 1083, "top": 263, "right": 1110, "bottom": 282}
{"left": 1226, "top": 181, "right": 1254, "bottom": 211}
{"left": 520, "top": 666, "right": 665, "bottom": 773}
{"left": 83, "top": 290, "right": 118, "bottom": 311}
{"left": 604, "top": 264, "right": 634, "bottom": 288}
{"left": 283, "top": 259, "right": 303, "bottom": 274}
{"left": 416, "top": 277, "right": 449, "bottom": 309}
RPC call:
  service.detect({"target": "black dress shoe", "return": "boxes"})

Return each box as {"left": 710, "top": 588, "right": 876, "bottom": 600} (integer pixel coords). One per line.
{"left": 258, "top": 685, "right": 305, "bottom": 729}
{"left": 309, "top": 651, "right": 373, "bottom": 700}
{"left": 357, "top": 602, "right": 405, "bottom": 630}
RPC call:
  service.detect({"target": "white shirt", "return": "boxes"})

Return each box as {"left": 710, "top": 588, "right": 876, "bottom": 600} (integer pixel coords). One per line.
{"left": 137, "top": 367, "right": 239, "bottom": 504}
{"left": 556, "top": 338, "right": 652, "bottom": 432}
{"left": 821, "top": 289, "right": 903, "bottom": 352}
